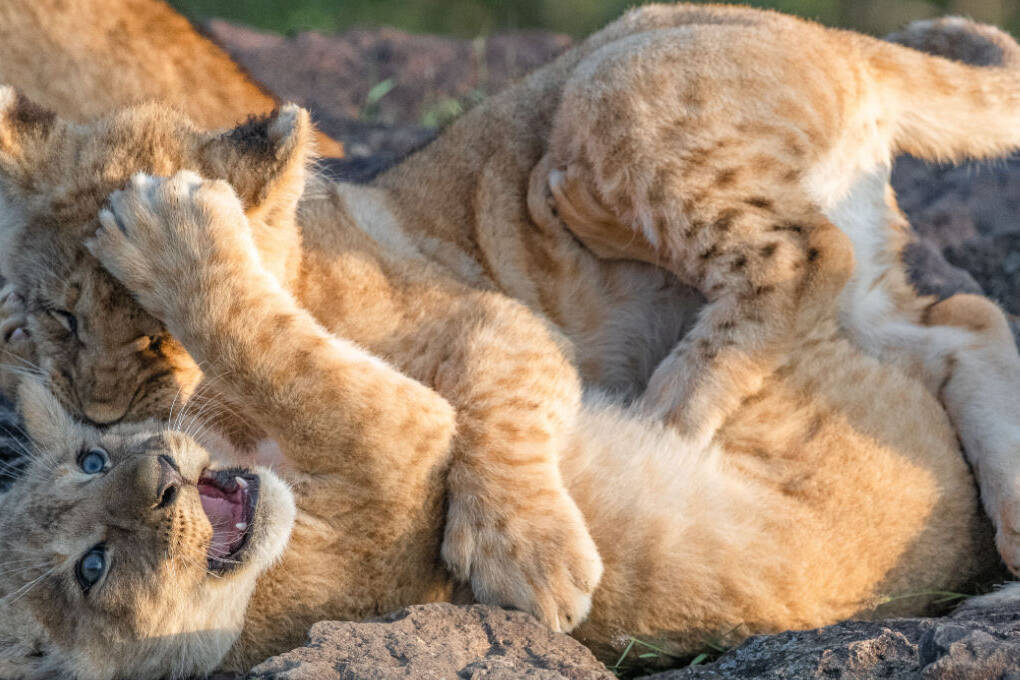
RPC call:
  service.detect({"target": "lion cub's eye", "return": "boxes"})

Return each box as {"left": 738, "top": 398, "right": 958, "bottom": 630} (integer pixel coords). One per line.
{"left": 75, "top": 544, "right": 107, "bottom": 592}
{"left": 49, "top": 309, "right": 78, "bottom": 338}
{"left": 78, "top": 448, "right": 109, "bottom": 475}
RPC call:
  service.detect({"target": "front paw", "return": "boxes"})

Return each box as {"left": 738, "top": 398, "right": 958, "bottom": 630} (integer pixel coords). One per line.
{"left": 442, "top": 486, "right": 603, "bottom": 632}
{"left": 86, "top": 171, "right": 254, "bottom": 322}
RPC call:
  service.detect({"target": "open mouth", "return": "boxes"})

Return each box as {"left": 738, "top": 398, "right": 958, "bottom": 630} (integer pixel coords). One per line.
{"left": 197, "top": 468, "right": 259, "bottom": 573}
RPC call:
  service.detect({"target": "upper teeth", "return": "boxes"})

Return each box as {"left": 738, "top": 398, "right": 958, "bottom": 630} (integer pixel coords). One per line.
{"left": 235, "top": 476, "right": 249, "bottom": 489}
{"left": 235, "top": 522, "right": 248, "bottom": 531}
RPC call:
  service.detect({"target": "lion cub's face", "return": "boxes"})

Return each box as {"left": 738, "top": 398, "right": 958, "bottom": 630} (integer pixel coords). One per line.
{"left": 0, "top": 380, "right": 296, "bottom": 679}
{"left": 0, "top": 87, "right": 311, "bottom": 426}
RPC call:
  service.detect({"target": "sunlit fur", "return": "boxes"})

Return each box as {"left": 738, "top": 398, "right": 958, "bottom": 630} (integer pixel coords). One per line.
{"left": 0, "top": 6, "right": 1018, "bottom": 677}
{"left": 0, "top": 167, "right": 1002, "bottom": 677}
{"left": 0, "top": 380, "right": 295, "bottom": 680}
{"left": 0, "top": 0, "right": 343, "bottom": 156}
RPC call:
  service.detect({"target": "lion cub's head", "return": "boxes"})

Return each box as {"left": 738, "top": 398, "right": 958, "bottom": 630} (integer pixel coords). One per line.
{"left": 0, "top": 379, "right": 296, "bottom": 679}
{"left": 0, "top": 86, "right": 315, "bottom": 425}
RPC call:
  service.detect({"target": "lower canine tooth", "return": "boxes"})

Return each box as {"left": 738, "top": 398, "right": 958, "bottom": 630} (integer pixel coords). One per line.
{"left": 235, "top": 522, "right": 248, "bottom": 531}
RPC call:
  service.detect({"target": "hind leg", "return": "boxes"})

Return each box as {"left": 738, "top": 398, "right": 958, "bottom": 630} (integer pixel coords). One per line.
{"left": 830, "top": 181, "right": 1020, "bottom": 573}
{"left": 533, "top": 27, "right": 861, "bottom": 445}
{"left": 543, "top": 157, "right": 853, "bottom": 447}
{"left": 907, "top": 294, "right": 1020, "bottom": 572}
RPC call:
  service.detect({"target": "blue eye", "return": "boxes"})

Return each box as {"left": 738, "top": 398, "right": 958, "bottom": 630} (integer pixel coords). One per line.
{"left": 75, "top": 545, "right": 106, "bottom": 591}
{"left": 79, "top": 448, "right": 108, "bottom": 475}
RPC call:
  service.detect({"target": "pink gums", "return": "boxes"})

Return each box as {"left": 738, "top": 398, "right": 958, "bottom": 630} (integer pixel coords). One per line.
{"left": 198, "top": 480, "right": 246, "bottom": 559}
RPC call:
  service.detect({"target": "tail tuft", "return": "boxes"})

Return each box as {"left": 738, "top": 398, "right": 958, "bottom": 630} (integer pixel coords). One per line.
{"left": 871, "top": 17, "right": 1020, "bottom": 162}
{"left": 886, "top": 17, "right": 1019, "bottom": 68}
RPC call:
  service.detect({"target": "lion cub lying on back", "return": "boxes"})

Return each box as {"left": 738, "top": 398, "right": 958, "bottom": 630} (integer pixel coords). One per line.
{"left": 0, "top": 165, "right": 1000, "bottom": 678}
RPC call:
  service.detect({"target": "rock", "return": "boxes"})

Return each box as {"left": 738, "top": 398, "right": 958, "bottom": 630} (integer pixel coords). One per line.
{"left": 945, "top": 232, "right": 1020, "bottom": 314}
{"left": 643, "top": 596, "right": 1020, "bottom": 680}
{"left": 902, "top": 239, "right": 984, "bottom": 301}
{"left": 893, "top": 155, "right": 1020, "bottom": 321}
{"left": 246, "top": 603, "right": 613, "bottom": 679}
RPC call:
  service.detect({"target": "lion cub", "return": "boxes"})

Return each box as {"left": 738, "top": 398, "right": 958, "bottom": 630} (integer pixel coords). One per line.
{"left": 1, "top": 4, "right": 1020, "bottom": 637}
{"left": 0, "top": 167, "right": 998, "bottom": 679}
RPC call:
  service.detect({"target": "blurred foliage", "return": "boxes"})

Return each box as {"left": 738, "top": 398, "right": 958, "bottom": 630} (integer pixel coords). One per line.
{"left": 170, "top": 0, "right": 1020, "bottom": 37}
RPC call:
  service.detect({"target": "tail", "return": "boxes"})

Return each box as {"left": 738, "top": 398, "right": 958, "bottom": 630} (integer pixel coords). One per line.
{"left": 873, "top": 17, "right": 1020, "bottom": 162}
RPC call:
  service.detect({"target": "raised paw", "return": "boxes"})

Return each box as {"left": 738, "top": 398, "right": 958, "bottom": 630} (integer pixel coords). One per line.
{"left": 86, "top": 171, "right": 255, "bottom": 324}
{"left": 442, "top": 485, "right": 603, "bottom": 632}
{"left": 548, "top": 163, "right": 660, "bottom": 265}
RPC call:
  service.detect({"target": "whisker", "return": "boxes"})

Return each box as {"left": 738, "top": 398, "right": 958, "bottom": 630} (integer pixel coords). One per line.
{"left": 0, "top": 565, "right": 57, "bottom": 606}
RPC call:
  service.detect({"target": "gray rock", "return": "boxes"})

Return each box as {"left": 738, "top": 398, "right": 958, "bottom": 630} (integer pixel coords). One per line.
{"left": 246, "top": 604, "right": 613, "bottom": 680}
{"left": 643, "top": 597, "right": 1020, "bottom": 680}
{"left": 902, "top": 239, "right": 985, "bottom": 301}
{"left": 893, "top": 155, "right": 1020, "bottom": 320}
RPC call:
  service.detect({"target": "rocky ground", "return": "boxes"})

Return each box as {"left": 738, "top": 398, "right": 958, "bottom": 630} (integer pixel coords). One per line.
{"left": 214, "top": 599, "right": 1020, "bottom": 680}
{"left": 4, "top": 20, "right": 1020, "bottom": 679}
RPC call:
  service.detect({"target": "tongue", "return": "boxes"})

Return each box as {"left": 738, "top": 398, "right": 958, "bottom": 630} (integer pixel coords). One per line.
{"left": 199, "top": 490, "right": 244, "bottom": 559}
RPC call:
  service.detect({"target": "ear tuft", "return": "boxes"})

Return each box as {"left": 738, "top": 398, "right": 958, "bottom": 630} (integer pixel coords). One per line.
{"left": 268, "top": 104, "right": 309, "bottom": 148}
{"left": 201, "top": 104, "right": 313, "bottom": 212}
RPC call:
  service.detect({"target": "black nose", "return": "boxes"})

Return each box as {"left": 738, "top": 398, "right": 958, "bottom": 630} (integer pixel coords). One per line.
{"left": 154, "top": 454, "right": 183, "bottom": 509}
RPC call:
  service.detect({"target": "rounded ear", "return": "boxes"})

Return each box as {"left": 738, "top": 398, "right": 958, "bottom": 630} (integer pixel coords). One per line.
{"left": 17, "top": 379, "right": 78, "bottom": 454}
{"left": 0, "top": 86, "right": 58, "bottom": 186}
{"left": 199, "top": 104, "right": 314, "bottom": 222}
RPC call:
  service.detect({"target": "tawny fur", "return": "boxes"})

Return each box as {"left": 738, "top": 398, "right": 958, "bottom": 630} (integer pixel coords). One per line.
{"left": 0, "top": 5, "right": 1017, "bottom": 678}
{"left": 0, "top": 0, "right": 343, "bottom": 157}
{"left": 0, "top": 168, "right": 999, "bottom": 680}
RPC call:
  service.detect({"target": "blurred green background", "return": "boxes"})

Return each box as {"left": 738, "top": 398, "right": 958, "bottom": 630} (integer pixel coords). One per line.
{"left": 170, "top": 0, "right": 1020, "bottom": 37}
